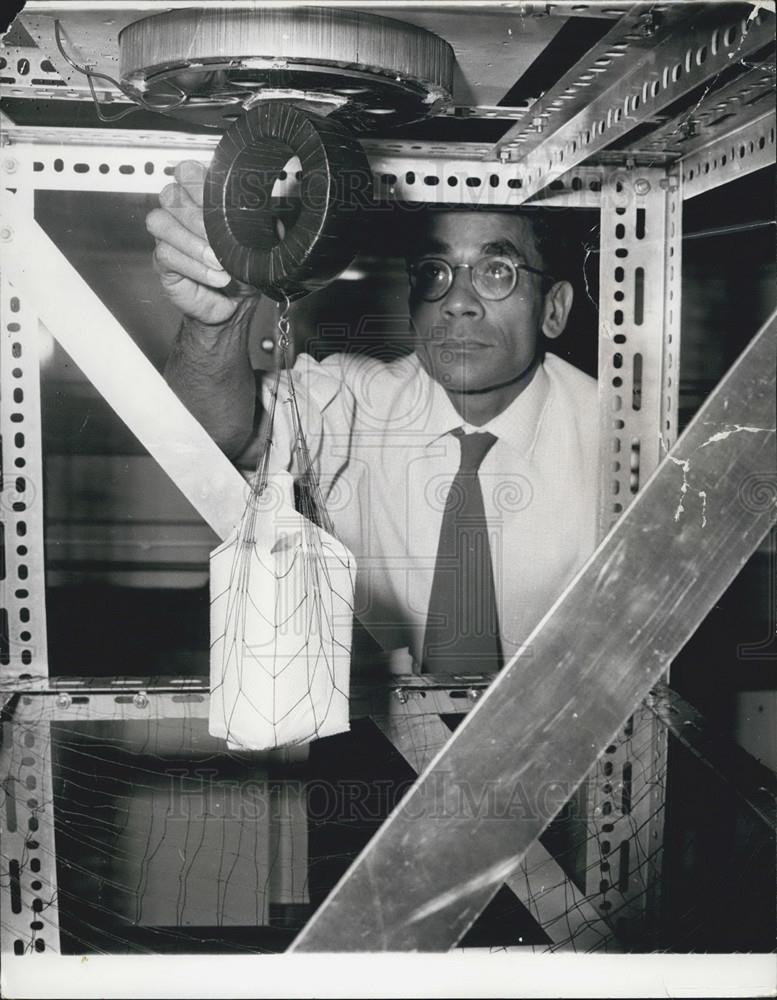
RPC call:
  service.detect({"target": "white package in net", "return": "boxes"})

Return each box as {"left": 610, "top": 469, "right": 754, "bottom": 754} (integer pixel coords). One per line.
{"left": 209, "top": 471, "right": 356, "bottom": 750}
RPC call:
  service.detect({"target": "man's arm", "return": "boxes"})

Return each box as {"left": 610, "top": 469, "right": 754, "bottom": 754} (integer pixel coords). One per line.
{"left": 146, "top": 160, "right": 260, "bottom": 459}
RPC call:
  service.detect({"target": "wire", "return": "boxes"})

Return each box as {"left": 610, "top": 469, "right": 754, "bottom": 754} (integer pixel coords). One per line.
{"left": 53, "top": 19, "right": 189, "bottom": 123}
{"left": 683, "top": 219, "right": 776, "bottom": 241}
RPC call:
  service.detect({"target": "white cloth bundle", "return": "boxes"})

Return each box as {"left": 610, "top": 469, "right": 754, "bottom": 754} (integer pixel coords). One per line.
{"left": 209, "top": 471, "right": 356, "bottom": 750}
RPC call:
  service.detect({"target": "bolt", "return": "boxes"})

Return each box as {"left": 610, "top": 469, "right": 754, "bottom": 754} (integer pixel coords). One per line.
{"left": 0, "top": 226, "right": 13, "bottom": 242}
{"left": 133, "top": 691, "right": 148, "bottom": 709}
{"left": 56, "top": 692, "right": 72, "bottom": 710}
{"left": 3, "top": 158, "right": 17, "bottom": 174}
{"left": 638, "top": 11, "right": 660, "bottom": 37}
{"left": 467, "top": 687, "right": 481, "bottom": 702}
{"left": 393, "top": 688, "right": 408, "bottom": 705}
{"left": 634, "top": 178, "right": 651, "bottom": 195}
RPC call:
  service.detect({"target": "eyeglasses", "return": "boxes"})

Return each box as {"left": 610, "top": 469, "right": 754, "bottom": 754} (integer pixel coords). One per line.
{"left": 408, "top": 255, "right": 554, "bottom": 302}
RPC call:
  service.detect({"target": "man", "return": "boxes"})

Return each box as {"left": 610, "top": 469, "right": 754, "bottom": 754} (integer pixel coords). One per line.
{"left": 147, "top": 160, "right": 598, "bottom": 677}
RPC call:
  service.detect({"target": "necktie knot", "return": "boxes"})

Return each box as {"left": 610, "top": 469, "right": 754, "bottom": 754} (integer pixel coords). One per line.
{"left": 453, "top": 428, "right": 497, "bottom": 474}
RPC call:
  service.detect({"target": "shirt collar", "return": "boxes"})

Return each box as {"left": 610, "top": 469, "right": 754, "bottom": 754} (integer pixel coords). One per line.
{"left": 416, "top": 354, "right": 551, "bottom": 459}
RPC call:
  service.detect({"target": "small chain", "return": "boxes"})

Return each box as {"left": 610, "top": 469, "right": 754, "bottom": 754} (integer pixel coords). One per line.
{"left": 276, "top": 295, "right": 303, "bottom": 458}
{"left": 251, "top": 297, "right": 291, "bottom": 501}
{"left": 277, "top": 294, "right": 291, "bottom": 356}
{"left": 272, "top": 295, "right": 334, "bottom": 535}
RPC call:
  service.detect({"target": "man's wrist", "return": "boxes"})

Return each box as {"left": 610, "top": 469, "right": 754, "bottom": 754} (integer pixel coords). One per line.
{"left": 181, "top": 298, "right": 258, "bottom": 349}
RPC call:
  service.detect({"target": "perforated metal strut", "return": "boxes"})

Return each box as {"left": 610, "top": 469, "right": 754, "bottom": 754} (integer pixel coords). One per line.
{"left": 203, "top": 102, "right": 374, "bottom": 301}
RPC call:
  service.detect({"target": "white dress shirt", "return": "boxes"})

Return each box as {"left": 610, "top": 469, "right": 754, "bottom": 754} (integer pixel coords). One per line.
{"left": 263, "top": 349, "right": 599, "bottom": 671}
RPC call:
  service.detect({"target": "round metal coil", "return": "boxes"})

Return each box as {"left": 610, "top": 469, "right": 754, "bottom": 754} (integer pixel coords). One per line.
{"left": 119, "top": 7, "right": 453, "bottom": 129}
{"left": 203, "top": 102, "right": 374, "bottom": 301}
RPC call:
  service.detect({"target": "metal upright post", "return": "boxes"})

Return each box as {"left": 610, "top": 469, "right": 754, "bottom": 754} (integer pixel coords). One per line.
{"left": 0, "top": 175, "right": 49, "bottom": 686}
{"left": 582, "top": 165, "right": 682, "bottom": 945}
{"left": 0, "top": 171, "right": 60, "bottom": 953}
{"left": 0, "top": 699, "right": 61, "bottom": 956}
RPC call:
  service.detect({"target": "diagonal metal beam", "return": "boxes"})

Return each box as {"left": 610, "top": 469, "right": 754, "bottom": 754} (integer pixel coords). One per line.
{"left": 291, "top": 311, "right": 777, "bottom": 952}
{"left": 6, "top": 221, "right": 249, "bottom": 541}
{"left": 372, "top": 710, "right": 619, "bottom": 952}
{"left": 490, "top": 4, "right": 775, "bottom": 202}
{"left": 647, "top": 682, "right": 777, "bottom": 829}
{"left": 490, "top": 3, "right": 694, "bottom": 160}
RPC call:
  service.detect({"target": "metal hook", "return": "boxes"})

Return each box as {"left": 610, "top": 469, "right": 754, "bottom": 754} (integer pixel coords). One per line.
{"left": 277, "top": 294, "right": 292, "bottom": 353}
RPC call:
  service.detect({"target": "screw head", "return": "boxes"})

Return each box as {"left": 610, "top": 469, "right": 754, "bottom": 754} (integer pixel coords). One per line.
{"left": 634, "top": 178, "right": 651, "bottom": 195}
{"left": 133, "top": 691, "right": 148, "bottom": 709}
{"left": 56, "top": 692, "right": 72, "bottom": 710}
{"left": 3, "top": 158, "right": 17, "bottom": 173}
{"left": 0, "top": 226, "right": 13, "bottom": 242}
{"left": 638, "top": 11, "right": 659, "bottom": 36}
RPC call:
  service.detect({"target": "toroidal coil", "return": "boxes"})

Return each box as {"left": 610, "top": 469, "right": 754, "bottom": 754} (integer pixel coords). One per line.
{"left": 119, "top": 7, "right": 453, "bottom": 131}
{"left": 120, "top": 6, "right": 453, "bottom": 299}
{"left": 203, "top": 102, "right": 374, "bottom": 301}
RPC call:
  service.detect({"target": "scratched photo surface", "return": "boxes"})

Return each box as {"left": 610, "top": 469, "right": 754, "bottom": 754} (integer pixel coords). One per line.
{"left": 0, "top": 3, "right": 775, "bottom": 997}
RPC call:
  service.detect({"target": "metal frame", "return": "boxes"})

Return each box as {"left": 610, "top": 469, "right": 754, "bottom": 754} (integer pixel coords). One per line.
{"left": 8, "top": 1, "right": 626, "bottom": 112}
{"left": 290, "top": 310, "right": 775, "bottom": 950}
{"left": 491, "top": 5, "right": 774, "bottom": 178}
{"left": 371, "top": 694, "right": 620, "bottom": 952}
{"left": 0, "top": 675, "right": 622, "bottom": 955}
{"left": 0, "top": 0, "right": 775, "bottom": 962}
{"left": 0, "top": 139, "right": 682, "bottom": 953}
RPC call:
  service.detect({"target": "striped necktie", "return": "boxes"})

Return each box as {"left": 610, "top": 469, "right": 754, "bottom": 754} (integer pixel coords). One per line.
{"left": 422, "top": 428, "right": 503, "bottom": 675}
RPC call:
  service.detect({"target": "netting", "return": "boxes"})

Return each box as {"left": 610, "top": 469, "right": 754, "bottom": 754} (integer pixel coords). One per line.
{"left": 209, "top": 305, "right": 356, "bottom": 751}
{"left": 5, "top": 686, "right": 771, "bottom": 957}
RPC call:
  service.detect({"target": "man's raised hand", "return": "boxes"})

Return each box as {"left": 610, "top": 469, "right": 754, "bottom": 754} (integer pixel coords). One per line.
{"left": 146, "top": 160, "right": 257, "bottom": 326}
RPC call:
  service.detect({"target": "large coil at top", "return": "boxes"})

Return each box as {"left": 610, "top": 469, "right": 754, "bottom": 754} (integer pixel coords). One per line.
{"left": 119, "top": 7, "right": 454, "bottom": 130}
{"left": 121, "top": 7, "right": 453, "bottom": 299}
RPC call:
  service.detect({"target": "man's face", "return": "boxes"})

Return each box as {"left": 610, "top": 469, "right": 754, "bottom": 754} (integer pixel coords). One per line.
{"left": 409, "top": 212, "right": 546, "bottom": 393}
